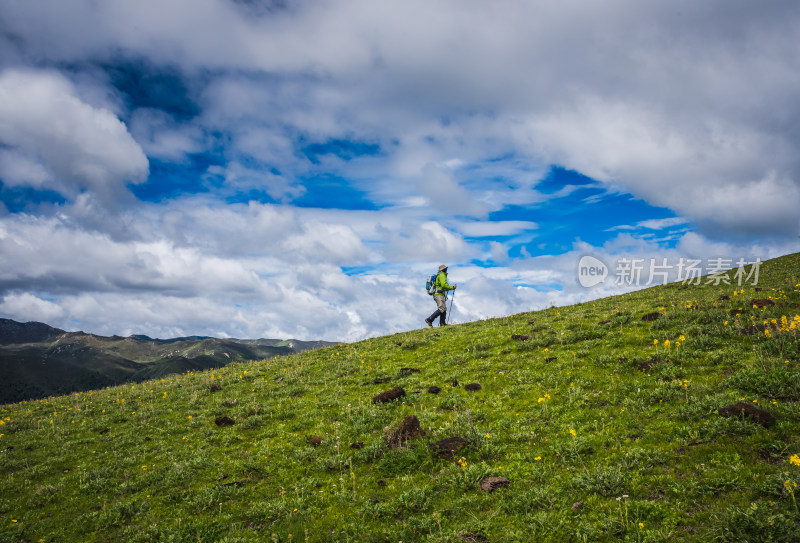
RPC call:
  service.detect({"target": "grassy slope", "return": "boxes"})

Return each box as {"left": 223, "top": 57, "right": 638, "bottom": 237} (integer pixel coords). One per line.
{"left": 1, "top": 253, "right": 799, "bottom": 542}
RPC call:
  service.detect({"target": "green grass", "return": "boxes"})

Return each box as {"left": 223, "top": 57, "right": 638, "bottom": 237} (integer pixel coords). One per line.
{"left": 1, "top": 253, "right": 800, "bottom": 542}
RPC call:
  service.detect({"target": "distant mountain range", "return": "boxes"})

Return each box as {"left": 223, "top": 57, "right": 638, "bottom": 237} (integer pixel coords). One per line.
{"left": 0, "top": 318, "right": 339, "bottom": 404}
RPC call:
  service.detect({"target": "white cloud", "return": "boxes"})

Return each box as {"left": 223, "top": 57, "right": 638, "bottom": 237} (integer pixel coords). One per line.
{"left": 0, "top": 69, "right": 149, "bottom": 203}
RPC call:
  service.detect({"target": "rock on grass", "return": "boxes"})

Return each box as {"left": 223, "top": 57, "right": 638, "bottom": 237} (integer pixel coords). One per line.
{"left": 718, "top": 401, "right": 775, "bottom": 427}
{"left": 372, "top": 387, "right": 406, "bottom": 403}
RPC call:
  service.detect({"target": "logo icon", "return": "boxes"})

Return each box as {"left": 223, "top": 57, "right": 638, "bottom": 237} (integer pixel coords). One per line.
{"left": 578, "top": 255, "right": 608, "bottom": 288}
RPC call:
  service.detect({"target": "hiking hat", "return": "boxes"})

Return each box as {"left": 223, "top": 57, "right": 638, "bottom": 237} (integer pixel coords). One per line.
{"left": 438, "top": 264, "right": 448, "bottom": 271}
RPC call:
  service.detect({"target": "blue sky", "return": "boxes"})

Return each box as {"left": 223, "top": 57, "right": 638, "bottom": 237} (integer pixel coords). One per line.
{"left": 0, "top": 0, "right": 798, "bottom": 341}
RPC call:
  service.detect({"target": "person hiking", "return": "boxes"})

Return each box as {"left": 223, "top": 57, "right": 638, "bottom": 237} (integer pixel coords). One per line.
{"left": 425, "top": 264, "right": 457, "bottom": 327}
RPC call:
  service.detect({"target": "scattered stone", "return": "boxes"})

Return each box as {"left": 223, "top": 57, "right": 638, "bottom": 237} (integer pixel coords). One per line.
{"left": 641, "top": 312, "right": 661, "bottom": 321}
{"left": 452, "top": 379, "right": 459, "bottom": 387}
{"left": 755, "top": 287, "right": 763, "bottom": 292}
{"left": 545, "top": 357, "right": 557, "bottom": 363}
{"left": 430, "top": 437, "right": 469, "bottom": 459}
{"left": 222, "top": 399, "right": 238, "bottom": 407}
{"left": 308, "top": 436, "right": 322, "bottom": 447}
{"left": 718, "top": 295, "right": 730, "bottom": 301}
{"left": 144, "top": 436, "right": 151, "bottom": 441}
{"left": 395, "top": 342, "right": 403, "bottom": 346}
{"left": 377, "top": 480, "right": 386, "bottom": 487}
{"left": 275, "top": 377, "right": 283, "bottom": 383}
{"left": 460, "top": 534, "right": 489, "bottom": 543}
{"left": 750, "top": 299, "right": 775, "bottom": 308}
{"left": 464, "top": 383, "right": 482, "bottom": 392}
{"left": 479, "top": 476, "right": 510, "bottom": 492}
{"left": 511, "top": 334, "right": 530, "bottom": 341}
{"left": 729, "top": 308, "right": 744, "bottom": 315}
{"left": 598, "top": 320, "right": 611, "bottom": 325}
{"left": 209, "top": 384, "right": 222, "bottom": 393}
{"left": 572, "top": 501, "right": 584, "bottom": 510}
{"left": 350, "top": 441, "right": 364, "bottom": 449}
{"left": 399, "top": 367, "right": 421, "bottom": 376}
{"left": 98, "top": 427, "right": 110, "bottom": 434}
{"left": 387, "top": 415, "right": 425, "bottom": 448}
{"left": 618, "top": 357, "right": 628, "bottom": 363}
{"left": 372, "top": 386, "right": 406, "bottom": 403}
{"left": 428, "top": 386, "right": 442, "bottom": 394}
{"left": 638, "top": 359, "right": 662, "bottom": 373}
{"left": 217, "top": 473, "right": 229, "bottom": 481}
{"left": 718, "top": 401, "right": 775, "bottom": 427}
{"left": 215, "top": 416, "right": 236, "bottom": 427}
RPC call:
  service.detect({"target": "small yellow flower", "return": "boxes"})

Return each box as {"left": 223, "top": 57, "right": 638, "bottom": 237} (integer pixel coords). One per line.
{"left": 534, "top": 456, "right": 542, "bottom": 461}
{"left": 653, "top": 339, "right": 659, "bottom": 345}
{"left": 639, "top": 522, "right": 644, "bottom": 529}
{"left": 485, "top": 433, "right": 491, "bottom": 439}
{"left": 569, "top": 428, "right": 576, "bottom": 437}
{"left": 679, "top": 335, "right": 686, "bottom": 341}
{"left": 790, "top": 454, "right": 800, "bottom": 466}
{"left": 664, "top": 339, "right": 671, "bottom": 349}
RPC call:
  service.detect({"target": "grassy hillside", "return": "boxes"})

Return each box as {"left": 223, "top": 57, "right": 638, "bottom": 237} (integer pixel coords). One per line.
{"left": 1, "top": 253, "right": 799, "bottom": 542}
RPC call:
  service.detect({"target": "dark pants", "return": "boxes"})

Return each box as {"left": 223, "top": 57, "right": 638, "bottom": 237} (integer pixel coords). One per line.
{"left": 428, "top": 294, "right": 447, "bottom": 325}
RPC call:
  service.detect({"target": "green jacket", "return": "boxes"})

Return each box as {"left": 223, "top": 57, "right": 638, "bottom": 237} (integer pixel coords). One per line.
{"left": 434, "top": 271, "right": 455, "bottom": 294}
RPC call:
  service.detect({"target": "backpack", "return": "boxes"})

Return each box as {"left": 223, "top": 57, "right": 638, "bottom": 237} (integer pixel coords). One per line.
{"left": 425, "top": 272, "right": 438, "bottom": 295}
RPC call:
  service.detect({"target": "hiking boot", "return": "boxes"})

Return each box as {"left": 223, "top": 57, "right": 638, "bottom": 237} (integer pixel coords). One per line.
{"left": 425, "top": 318, "right": 433, "bottom": 328}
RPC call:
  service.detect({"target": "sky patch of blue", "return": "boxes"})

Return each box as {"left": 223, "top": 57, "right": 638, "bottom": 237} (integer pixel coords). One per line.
{"left": 293, "top": 174, "right": 381, "bottom": 210}
{"left": 105, "top": 60, "right": 199, "bottom": 121}
{"left": 130, "top": 154, "right": 224, "bottom": 202}
{"left": 301, "top": 139, "right": 380, "bottom": 165}
{"left": 0, "top": 181, "right": 66, "bottom": 212}
{"left": 491, "top": 169, "right": 679, "bottom": 257}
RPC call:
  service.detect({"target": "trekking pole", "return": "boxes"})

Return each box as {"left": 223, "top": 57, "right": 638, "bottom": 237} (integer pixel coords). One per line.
{"left": 447, "top": 289, "right": 455, "bottom": 324}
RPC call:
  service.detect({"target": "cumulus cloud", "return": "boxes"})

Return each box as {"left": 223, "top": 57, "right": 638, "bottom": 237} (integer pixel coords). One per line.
{"left": 0, "top": 69, "right": 149, "bottom": 203}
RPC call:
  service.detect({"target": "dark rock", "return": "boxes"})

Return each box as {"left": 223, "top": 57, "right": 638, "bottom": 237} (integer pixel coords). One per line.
{"left": 638, "top": 359, "right": 662, "bottom": 373}
{"left": 729, "top": 308, "right": 744, "bottom": 315}
{"left": 572, "top": 501, "right": 584, "bottom": 510}
{"left": 718, "top": 295, "right": 730, "bottom": 301}
{"left": 718, "top": 401, "right": 775, "bottom": 427}
{"left": 430, "top": 437, "right": 469, "bottom": 459}
{"left": 461, "top": 534, "right": 489, "bottom": 542}
{"left": 214, "top": 416, "right": 235, "bottom": 427}
{"left": 387, "top": 415, "right": 425, "bottom": 448}
{"left": 308, "top": 436, "right": 322, "bottom": 447}
{"left": 452, "top": 379, "right": 459, "bottom": 387}
{"left": 373, "top": 387, "right": 406, "bottom": 403}
{"left": 464, "top": 383, "right": 482, "bottom": 392}
{"left": 209, "top": 384, "right": 222, "bottom": 393}
{"left": 428, "top": 386, "right": 442, "bottom": 394}
{"left": 479, "top": 476, "right": 510, "bottom": 492}
{"left": 377, "top": 479, "right": 386, "bottom": 487}
{"left": 598, "top": 320, "right": 611, "bottom": 325}
{"left": 395, "top": 342, "right": 403, "bottom": 346}
{"left": 545, "top": 357, "right": 557, "bottom": 363}
{"left": 755, "top": 287, "right": 763, "bottom": 292}
{"left": 641, "top": 312, "right": 661, "bottom": 321}
{"left": 144, "top": 436, "right": 151, "bottom": 441}
{"left": 750, "top": 299, "right": 775, "bottom": 308}
{"left": 511, "top": 334, "right": 530, "bottom": 341}
{"left": 398, "top": 367, "right": 421, "bottom": 376}
{"left": 618, "top": 357, "right": 628, "bottom": 363}
{"left": 275, "top": 377, "right": 283, "bottom": 383}
{"left": 350, "top": 441, "right": 364, "bottom": 449}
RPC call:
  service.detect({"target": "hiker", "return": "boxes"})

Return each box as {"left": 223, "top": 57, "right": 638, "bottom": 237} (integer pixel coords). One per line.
{"left": 425, "top": 264, "right": 457, "bottom": 327}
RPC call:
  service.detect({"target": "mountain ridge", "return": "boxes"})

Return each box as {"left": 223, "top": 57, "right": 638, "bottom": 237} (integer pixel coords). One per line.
{"left": 0, "top": 318, "right": 339, "bottom": 404}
